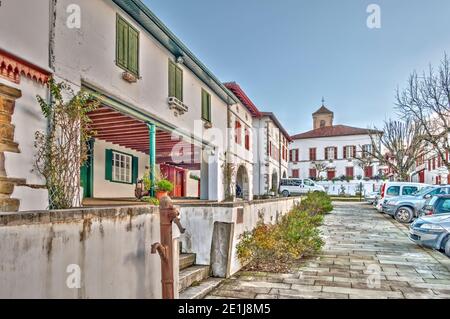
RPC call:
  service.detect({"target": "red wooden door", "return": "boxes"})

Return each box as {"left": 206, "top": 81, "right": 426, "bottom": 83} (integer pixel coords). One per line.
{"left": 174, "top": 170, "right": 184, "bottom": 197}
{"left": 160, "top": 164, "right": 186, "bottom": 197}
{"left": 364, "top": 166, "right": 373, "bottom": 178}
{"left": 419, "top": 170, "right": 425, "bottom": 183}
{"left": 327, "top": 170, "right": 335, "bottom": 180}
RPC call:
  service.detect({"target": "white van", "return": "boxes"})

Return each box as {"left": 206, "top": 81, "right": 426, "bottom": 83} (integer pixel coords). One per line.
{"left": 280, "top": 178, "right": 326, "bottom": 197}
{"left": 376, "top": 182, "right": 429, "bottom": 212}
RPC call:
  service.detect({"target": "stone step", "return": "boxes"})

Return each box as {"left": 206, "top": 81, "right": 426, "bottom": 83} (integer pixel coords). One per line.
{"left": 179, "top": 277, "right": 223, "bottom": 299}
{"left": 179, "top": 253, "right": 196, "bottom": 270}
{"left": 179, "top": 265, "right": 210, "bottom": 292}
{"left": 0, "top": 198, "right": 19, "bottom": 212}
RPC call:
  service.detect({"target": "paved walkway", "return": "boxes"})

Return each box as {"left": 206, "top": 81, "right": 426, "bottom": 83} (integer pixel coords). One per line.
{"left": 206, "top": 202, "right": 450, "bottom": 299}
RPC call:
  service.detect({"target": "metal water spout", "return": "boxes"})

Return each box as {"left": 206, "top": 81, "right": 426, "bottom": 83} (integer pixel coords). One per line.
{"left": 151, "top": 195, "right": 185, "bottom": 299}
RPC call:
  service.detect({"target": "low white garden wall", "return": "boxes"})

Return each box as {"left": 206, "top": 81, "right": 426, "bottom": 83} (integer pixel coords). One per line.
{"left": 179, "top": 197, "right": 301, "bottom": 277}
{"left": 0, "top": 205, "right": 178, "bottom": 299}
{"left": 316, "top": 181, "right": 383, "bottom": 196}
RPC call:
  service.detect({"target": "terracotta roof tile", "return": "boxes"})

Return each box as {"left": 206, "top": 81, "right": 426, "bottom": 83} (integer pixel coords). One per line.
{"left": 313, "top": 106, "right": 333, "bottom": 115}
{"left": 223, "top": 82, "right": 261, "bottom": 117}
{"left": 291, "top": 125, "right": 379, "bottom": 140}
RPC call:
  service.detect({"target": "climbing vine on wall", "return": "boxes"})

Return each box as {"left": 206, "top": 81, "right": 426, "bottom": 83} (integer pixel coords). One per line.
{"left": 34, "top": 79, "right": 99, "bottom": 209}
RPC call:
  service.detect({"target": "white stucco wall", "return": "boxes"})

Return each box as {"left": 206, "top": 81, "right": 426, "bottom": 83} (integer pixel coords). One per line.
{"left": 289, "top": 134, "right": 379, "bottom": 179}
{"left": 52, "top": 0, "right": 228, "bottom": 154}
{"left": 0, "top": 0, "right": 51, "bottom": 211}
{"left": 252, "top": 117, "right": 289, "bottom": 195}
{"left": 50, "top": 0, "right": 241, "bottom": 201}
{"left": 0, "top": 205, "right": 179, "bottom": 299}
{"left": 92, "top": 139, "right": 149, "bottom": 198}
{"left": 317, "top": 181, "right": 382, "bottom": 196}
{"left": 0, "top": 0, "right": 50, "bottom": 68}
{"left": 185, "top": 170, "right": 200, "bottom": 197}
{"left": 1, "top": 77, "right": 49, "bottom": 211}
{"left": 227, "top": 105, "right": 254, "bottom": 200}
{"left": 179, "top": 197, "right": 300, "bottom": 276}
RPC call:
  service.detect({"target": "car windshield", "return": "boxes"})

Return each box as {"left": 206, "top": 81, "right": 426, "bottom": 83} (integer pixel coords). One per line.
{"left": 428, "top": 196, "right": 439, "bottom": 206}
{"left": 413, "top": 187, "right": 434, "bottom": 197}
{"left": 436, "top": 198, "right": 450, "bottom": 214}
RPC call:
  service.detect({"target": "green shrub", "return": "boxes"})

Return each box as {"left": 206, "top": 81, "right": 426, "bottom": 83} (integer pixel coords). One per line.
{"left": 236, "top": 192, "right": 331, "bottom": 272}
{"left": 278, "top": 209, "right": 324, "bottom": 259}
{"left": 141, "top": 196, "right": 159, "bottom": 206}
{"left": 236, "top": 223, "right": 281, "bottom": 267}
{"left": 299, "top": 192, "right": 333, "bottom": 215}
{"left": 156, "top": 179, "right": 174, "bottom": 192}
{"left": 142, "top": 171, "right": 151, "bottom": 191}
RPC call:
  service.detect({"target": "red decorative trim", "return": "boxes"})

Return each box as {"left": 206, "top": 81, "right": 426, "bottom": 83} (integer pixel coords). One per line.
{"left": 224, "top": 82, "right": 262, "bottom": 117}
{"left": 0, "top": 49, "right": 50, "bottom": 85}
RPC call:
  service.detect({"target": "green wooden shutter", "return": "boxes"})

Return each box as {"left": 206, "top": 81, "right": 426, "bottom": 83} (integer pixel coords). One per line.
{"left": 132, "top": 156, "right": 139, "bottom": 183}
{"left": 116, "top": 17, "right": 128, "bottom": 69}
{"left": 207, "top": 93, "right": 211, "bottom": 121}
{"left": 169, "top": 61, "right": 176, "bottom": 97}
{"left": 202, "top": 90, "right": 209, "bottom": 121}
{"left": 105, "top": 149, "right": 113, "bottom": 181}
{"left": 175, "top": 66, "right": 183, "bottom": 101}
{"left": 128, "top": 27, "right": 139, "bottom": 75}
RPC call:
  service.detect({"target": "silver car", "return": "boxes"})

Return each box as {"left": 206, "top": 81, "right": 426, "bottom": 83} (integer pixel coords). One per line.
{"left": 409, "top": 214, "right": 450, "bottom": 257}
{"left": 364, "top": 191, "right": 379, "bottom": 205}
{"left": 383, "top": 186, "right": 450, "bottom": 223}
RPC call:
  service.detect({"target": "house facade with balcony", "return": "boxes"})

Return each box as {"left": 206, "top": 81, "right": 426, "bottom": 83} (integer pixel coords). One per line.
{"left": 289, "top": 104, "right": 380, "bottom": 181}
{"left": 0, "top": 0, "right": 258, "bottom": 210}
{"left": 225, "top": 82, "right": 291, "bottom": 196}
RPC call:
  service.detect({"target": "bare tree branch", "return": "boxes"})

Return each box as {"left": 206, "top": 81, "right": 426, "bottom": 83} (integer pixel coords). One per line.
{"left": 396, "top": 53, "right": 450, "bottom": 170}
{"left": 362, "top": 119, "right": 423, "bottom": 181}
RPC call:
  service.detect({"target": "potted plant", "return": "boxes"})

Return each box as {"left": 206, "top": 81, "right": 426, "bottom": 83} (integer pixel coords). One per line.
{"left": 156, "top": 179, "right": 174, "bottom": 200}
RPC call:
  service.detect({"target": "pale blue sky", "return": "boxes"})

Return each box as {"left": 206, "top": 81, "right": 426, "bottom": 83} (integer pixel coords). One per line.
{"left": 144, "top": 0, "right": 450, "bottom": 134}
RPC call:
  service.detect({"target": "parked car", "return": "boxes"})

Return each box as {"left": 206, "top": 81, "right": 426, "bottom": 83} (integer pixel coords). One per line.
{"left": 409, "top": 212, "right": 450, "bottom": 257}
{"left": 364, "top": 191, "right": 379, "bottom": 204}
{"left": 280, "top": 178, "right": 326, "bottom": 197}
{"left": 375, "top": 182, "right": 429, "bottom": 212}
{"left": 419, "top": 194, "right": 450, "bottom": 217}
{"left": 382, "top": 186, "right": 450, "bottom": 223}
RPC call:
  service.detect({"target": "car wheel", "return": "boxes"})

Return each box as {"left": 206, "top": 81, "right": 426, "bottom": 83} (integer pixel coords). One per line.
{"left": 444, "top": 239, "right": 450, "bottom": 258}
{"left": 395, "top": 207, "right": 413, "bottom": 223}
{"left": 282, "top": 190, "right": 289, "bottom": 197}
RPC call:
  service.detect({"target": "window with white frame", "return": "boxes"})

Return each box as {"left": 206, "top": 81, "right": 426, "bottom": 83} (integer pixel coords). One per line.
{"left": 362, "top": 144, "right": 372, "bottom": 158}
{"left": 345, "top": 146, "right": 353, "bottom": 159}
{"left": 326, "top": 147, "right": 335, "bottom": 160}
{"left": 112, "top": 151, "right": 132, "bottom": 183}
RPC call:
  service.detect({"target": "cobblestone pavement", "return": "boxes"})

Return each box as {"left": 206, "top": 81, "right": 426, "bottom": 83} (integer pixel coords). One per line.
{"left": 205, "top": 202, "right": 450, "bottom": 299}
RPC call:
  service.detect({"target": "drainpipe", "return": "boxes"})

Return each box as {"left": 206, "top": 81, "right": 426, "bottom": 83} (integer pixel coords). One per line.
{"left": 148, "top": 123, "right": 156, "bottom": 197}
{"left": 49, "top": 0, "right": 57, "bottom": 72}
{"left": 47, "top": 0, "right": 57, "bottom": 133}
